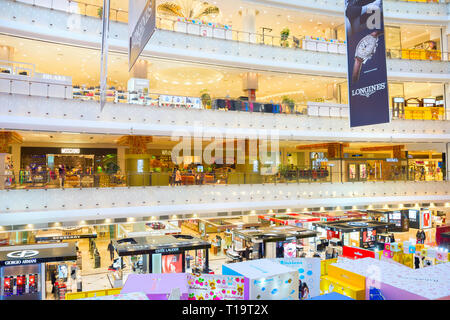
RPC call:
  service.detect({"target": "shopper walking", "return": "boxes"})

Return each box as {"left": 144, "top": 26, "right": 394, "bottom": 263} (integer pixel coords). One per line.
{"left": 175, "top": 167, "right": 182, "bottom": 186}
{"left": 107, "top": 241, "right": 115, "bottom": 261}
{"left": 58, "top": 164, "right": 66, "bottom": 188}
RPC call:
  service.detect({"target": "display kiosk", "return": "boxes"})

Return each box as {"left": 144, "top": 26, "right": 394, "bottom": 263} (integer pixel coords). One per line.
{"left": 232, "top": 225, "right": 318, "bottom": 260}
{"left": 313, "top": 219, "right": 394, "bottom": 249}
{"left": 222, "top": 259, "right": 298, "bottom": 300}
{"left": 114, "top": 235, "right": 211, "bottom": 274}
{"left": 0, "top": 243, "right": 77, "bottom": 300}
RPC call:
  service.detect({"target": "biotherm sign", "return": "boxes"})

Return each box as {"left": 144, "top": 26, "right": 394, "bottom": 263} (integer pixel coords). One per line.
{"left": 345, "top": 0, "right": 390, "bottom": 127}
{"left": 342, "top": 246, "right": 376, "bottom": 259}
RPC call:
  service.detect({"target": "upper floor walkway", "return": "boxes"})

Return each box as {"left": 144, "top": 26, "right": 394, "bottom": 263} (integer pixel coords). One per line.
{"left": 0, "top": 180, "right": 448, "bottom": 227}
{"left": 0, "top": 0, "right": 449, "bottom": 81}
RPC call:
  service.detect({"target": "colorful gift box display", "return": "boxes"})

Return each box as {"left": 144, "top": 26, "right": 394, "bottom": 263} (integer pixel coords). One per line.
{"left": 186, "top": 273, "right": 250, "bottom": 300}
{"left": 330, "top": 257, "right": 450, "bottom": 300}
{"left": 222, "top": 259, "right": 299, "bottom": 300}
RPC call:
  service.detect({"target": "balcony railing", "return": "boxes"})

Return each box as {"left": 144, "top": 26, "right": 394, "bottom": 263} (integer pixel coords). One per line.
{"left": 11, "top": 1, "right": 450, "bottom": 61}
{"left": 1, "top": 165, "right": 443, "bottom": 191}
{"left": 15, "top": 0, "right": 128, "bottom": 22}
{"left": 155, "top": 17, "right": 450, "bottom": 62}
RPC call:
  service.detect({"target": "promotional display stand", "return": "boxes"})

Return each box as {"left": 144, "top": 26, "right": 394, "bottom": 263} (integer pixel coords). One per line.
{"left": 114, "top": 235, "right": 211, "bottom": 274}
{"left": 331, "top": 257, "right": 450, "bottom": 300}
{"left": 0, "top": 243, "right": 77, "bottom": 300}
{"left": 222, "top": 259, "right": 299, "bottom": 300}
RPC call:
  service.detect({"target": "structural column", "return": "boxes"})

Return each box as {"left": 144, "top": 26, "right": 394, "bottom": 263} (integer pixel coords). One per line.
{"left": 241, "top": 8, "right": 257, "bottom": 43}
{"left": 117, "top": 136, "right": 153, "bottom": 186}
{"left": 242, "top": 72, "right": 259, "bottom": 103}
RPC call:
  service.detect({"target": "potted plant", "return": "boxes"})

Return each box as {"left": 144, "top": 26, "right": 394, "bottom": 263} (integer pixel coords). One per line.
{"left": 280, "top": 27, "right": 290, "bottom": 47}
{"left": 200, "top": 89, "right": 211, "bottom": 109}
{"left": 97, "top": 7, "right": 103, "bottom": 18}
{"left": 282, "top": 96, "right": 296, "bottom": 114}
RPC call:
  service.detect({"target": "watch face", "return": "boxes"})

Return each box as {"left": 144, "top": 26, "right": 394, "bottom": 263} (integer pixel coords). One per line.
{"left": 356, "top": 35, "right": 377, "bottom": 61}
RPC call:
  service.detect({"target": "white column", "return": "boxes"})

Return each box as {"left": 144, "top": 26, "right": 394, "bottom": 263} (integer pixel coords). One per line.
{"left": 131, "top": 59, "right": 149, "bottom": 79}
{"left": 441, "top": 26, "right": 448, "bottom": 61}
{"left": 242, "top": 8, "right": 257, "bottom": 43}
{"left": 0, "top": 45, "right": 15, "bottom": 61}
{"left": 445, "top": 83, "right": 450, "bottom": 120}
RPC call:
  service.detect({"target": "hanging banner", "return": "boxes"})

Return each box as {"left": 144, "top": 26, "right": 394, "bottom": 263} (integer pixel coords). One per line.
{"left": 345, "top": 0, "right": 390, "bottom": 127}
{"left": 129, "top": 0, "right": 156, "bottom": 71}
{"left": 99, "top": 0, "right": 110, "bottom": 111}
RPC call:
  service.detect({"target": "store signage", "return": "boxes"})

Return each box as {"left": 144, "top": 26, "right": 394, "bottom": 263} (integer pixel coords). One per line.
{"left": 36, "top": 234, "right": 96, "bottom": 241}
{"left": 129, "top": 0, "right": 156, "bottom": 70}
{"left": 154, "top": 247, "right": 180, "bottom": 254}
{"left": 345, "top": 0, "right": 390, "bottom": 127}
{"left": 386, "top": 158, "right": 398, "bottom": 162}
{"left": 61, "top": 148, "right": 80, "bottom": 154}
{"left": 6, "top": 250, "right": 39, "bottom": 259}
{"left": 342, "top": 246, "right": 375, "bottom": 259}
{"left": 347, "top": 222, "right": 368, "bottom": 227}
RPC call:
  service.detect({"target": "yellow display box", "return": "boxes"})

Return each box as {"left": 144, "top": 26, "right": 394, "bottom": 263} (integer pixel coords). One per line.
{"left": 321, "top": 258, "right": 338, "bottom": 276}
{"left": 401, "top": 49, "right": 441, "bottom": 61}
{"left": 65, "top": 288, "right": 122, "bottom": 300}
{"left": 404, "top": 107, "right": 444, "bottom": 120}
{"left": 320, "top": 265, "right": 365, "bottom": 300}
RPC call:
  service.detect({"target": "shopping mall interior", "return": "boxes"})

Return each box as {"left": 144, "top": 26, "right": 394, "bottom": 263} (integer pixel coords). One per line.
{"left": 0, "top": 0, "right": 449, "bottom": 304}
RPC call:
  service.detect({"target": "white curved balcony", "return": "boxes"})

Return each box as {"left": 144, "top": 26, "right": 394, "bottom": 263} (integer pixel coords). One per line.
{"left": 1, "top": 93, "right": 449, "bottom": 142}
{"left": 0, "top": 181, "right": 448, "bottom": 226}
{"left": 243, "top": 0, "right": 450, "bottom": 25}
{"left": 0, "top": 0, "right": 448, "bottom": 82}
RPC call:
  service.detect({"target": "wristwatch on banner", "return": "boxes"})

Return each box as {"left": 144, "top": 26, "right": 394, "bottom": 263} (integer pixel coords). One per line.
{"left": 352, "top": 30, "right": 383, "bottom": 83}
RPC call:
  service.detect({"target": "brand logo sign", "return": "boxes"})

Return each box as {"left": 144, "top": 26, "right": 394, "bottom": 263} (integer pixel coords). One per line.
{"left": 61, "top": 148, "right": 80, "bottom": 154}
{"left": 155, "top": 247, "right": 180, "bottom": 254}
{"left": 351, "top": 82, "right": 386, "bottom": 98}
{"left": 7, "top": 250, "right": 39, "bottom": 259}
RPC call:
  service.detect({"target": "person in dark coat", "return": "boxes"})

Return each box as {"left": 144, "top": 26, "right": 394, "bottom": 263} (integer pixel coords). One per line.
{"left": 244, "top": 245, "right": 252, "bottom": 260}
{"left": 50, "top": 269, "right": 57, "bottom": 293}
{"left": 107, "top": 241, "right": 115, "bottom": 261}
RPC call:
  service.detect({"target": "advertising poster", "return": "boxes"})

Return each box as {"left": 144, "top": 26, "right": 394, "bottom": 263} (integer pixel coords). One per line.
{"left": 271, "top": 258, "right": 321, "bottom": 299}
{"left": 345, "top": 0, "right": 390, "bottom": 127}
{"left": 187, "top": 274, "right": 249, "bottom": 300}
{"left": 421, "top": 210, "right": 431, "bottom": 229}
{"left": 283, "top": 242, "right": 297, "bottom": 258}
{"left": 161, "top": 254, "right": 183, "bottom": 273}
{"left": 362, "top": 228, "right": 377, "bottom": 246}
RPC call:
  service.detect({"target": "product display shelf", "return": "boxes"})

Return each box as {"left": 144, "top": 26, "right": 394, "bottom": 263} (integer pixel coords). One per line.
{"left": 319, "top": 264, "right": 365, "bottom": 300}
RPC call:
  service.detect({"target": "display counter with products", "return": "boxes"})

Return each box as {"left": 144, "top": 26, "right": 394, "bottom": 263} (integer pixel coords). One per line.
{"left": 232, "top": 225, "right": 318, "bottom": 260}
{"left": 331, "top": 257, "right": 450, "bottom": 300}
{"left": 114, "top": 235, "right": 211, "bottom": 274}
{"left": 313, "top": 219, "right": 394, "bottom": 250}
{"left": 0, "top": 243, "right": 77, "bottom": 300}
